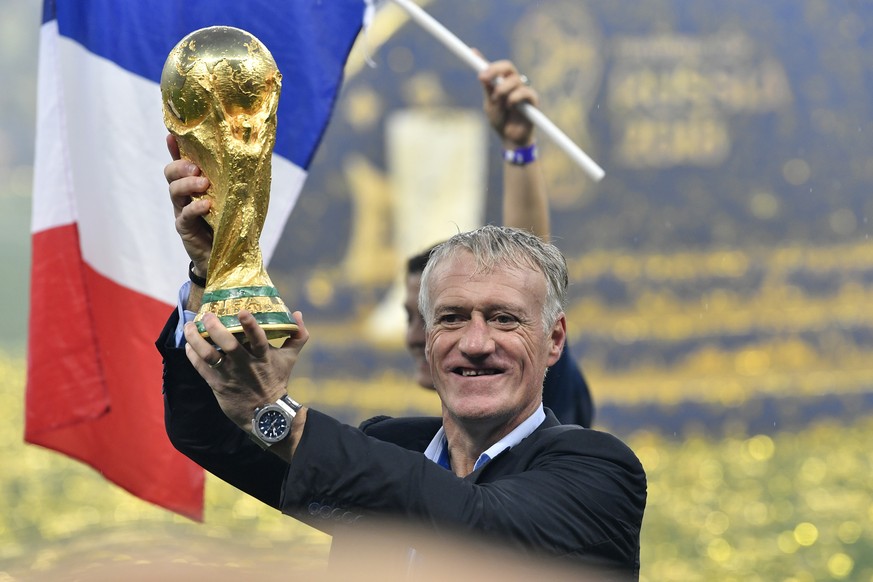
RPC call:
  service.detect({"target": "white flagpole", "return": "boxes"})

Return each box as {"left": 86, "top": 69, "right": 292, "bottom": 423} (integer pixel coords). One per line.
{"left": 386, "top": 0, "right": 605, "bottom": 182}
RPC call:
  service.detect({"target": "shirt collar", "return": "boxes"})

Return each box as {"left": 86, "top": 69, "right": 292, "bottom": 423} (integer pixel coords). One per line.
{"left": 423, "top": 405, "right": 546, "bottom": 472}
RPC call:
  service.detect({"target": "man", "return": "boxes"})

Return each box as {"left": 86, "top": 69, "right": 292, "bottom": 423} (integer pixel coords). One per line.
{"left": 157, "top": 222, "right": 645, "bottom": 577}
{"left": 401, "top": 59, "right": 594, "bottom": 426}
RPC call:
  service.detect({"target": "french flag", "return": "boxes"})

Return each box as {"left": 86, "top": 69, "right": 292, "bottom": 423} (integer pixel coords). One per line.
{"left": 27, "top": 0, "right": 363, "bottom": 520}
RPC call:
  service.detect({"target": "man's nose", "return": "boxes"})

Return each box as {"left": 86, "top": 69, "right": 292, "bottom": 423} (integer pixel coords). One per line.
{"left": 459, "top": 316, "right": 495, "bottom": 357}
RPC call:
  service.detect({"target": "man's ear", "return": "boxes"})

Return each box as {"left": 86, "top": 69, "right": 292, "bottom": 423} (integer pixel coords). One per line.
{"left": 547, "top": 314, "right": 567, "bottom": 366}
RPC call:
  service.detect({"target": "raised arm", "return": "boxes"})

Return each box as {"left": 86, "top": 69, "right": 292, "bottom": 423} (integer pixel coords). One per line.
{"left": 479, "top": 60, "right": 550, "bottom": 241}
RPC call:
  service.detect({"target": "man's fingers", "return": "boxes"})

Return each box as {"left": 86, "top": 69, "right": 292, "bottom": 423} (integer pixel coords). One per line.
{"left": 238, "top": 310, "right": 270, "bottom": 358}
{"left": 200, "top": 312, "right": 243, "bottom": 356}
{"left": 173, "top": 192, "right": 213, "bottom": 269}
{"left": 168, "top": 172, "right": 210, "bottom": 217}
{"left": 178, "top": 196, "right": 212, "bottom": 223}
{"left": 282, "top": 311, "right": 310, "bottom": 351}
{"left": 479, "top": 61, "right": 536, "bottom": 104}
{"left": 166, "top": 134, "right": 181, "bottom": 161}
{"left": 490, "top": 72, "right": 527, "bottom": 101}
{"left": 183, "top": 322, "right": 223, "bottom": 371}
{"left": 505, "top": 84, "right": 539, "bottom": 109}
{"left": 165, "top": 159, "right": 202, "bottom": 184}
{"left": 165, "top": 158, "right": 209, "bottom": 217}
{"left": 479, "top": 59, "right": 515, "bottom": 89}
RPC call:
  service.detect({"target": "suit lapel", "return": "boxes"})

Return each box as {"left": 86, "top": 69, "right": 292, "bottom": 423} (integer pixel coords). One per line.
{"left": 468, "top": 409, "right": 564, "bottom": 482}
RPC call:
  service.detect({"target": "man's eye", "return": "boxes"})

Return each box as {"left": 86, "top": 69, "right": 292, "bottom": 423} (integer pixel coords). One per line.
{"left": 492, "top": 314, "right": 519, "bottom": 326}
{"left": 438, "top": 314, "right": 463, "bottom": 325}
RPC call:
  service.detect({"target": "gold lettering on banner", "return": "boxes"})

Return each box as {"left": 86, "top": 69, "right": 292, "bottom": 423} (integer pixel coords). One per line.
{"left": 608, "top": 33, "right": 791, "bottom": 169}
{"left": 615, "top": 116, "right": 730, "bottom": 168}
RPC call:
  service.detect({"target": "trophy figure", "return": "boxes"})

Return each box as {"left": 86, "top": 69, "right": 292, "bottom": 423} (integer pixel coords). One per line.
{"left": 160, "top": 26, "right": 297, "bottom": 340}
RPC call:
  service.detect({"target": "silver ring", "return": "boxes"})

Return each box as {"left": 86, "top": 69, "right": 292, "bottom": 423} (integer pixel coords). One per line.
{"left": 208, "top": 355, "right": 224, "bottom": 369}
{"left": 519, "top": 74, "right": 531, "bottom": 86}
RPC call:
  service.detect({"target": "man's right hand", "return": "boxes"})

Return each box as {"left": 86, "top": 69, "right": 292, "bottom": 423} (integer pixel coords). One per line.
{"left": 478, "top": 59, "right": 539, "bottom": 149}
{"left": 164, "top": 134, "right": 213, "bottom": 279}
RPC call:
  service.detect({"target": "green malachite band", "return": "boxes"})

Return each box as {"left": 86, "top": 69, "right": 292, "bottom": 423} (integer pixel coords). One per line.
{"left": 195, "top": 311, "right": 295, "bottom": 335}
{"left": 203, "top": 286, "right": 279, "bottom": 302}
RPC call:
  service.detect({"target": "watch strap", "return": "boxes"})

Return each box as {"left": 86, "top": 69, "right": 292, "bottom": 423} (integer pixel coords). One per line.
{"left": 276, "top": 394, "right": 303, "bottom": 415}
{"left": 188, "top": 261, "right": 207, "bottom": 287}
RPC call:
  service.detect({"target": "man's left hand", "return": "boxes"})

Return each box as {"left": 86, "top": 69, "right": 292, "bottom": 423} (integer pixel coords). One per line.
{"left": 183, "top": 309, "right": 309, "bottom": 431}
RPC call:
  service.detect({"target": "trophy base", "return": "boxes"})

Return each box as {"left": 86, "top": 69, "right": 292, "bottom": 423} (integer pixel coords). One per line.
{"left": 197, "top": 313, "right": 299, "bottom": 342}
{"left": 195, "top": 286, "right": 298, "bottom": 342}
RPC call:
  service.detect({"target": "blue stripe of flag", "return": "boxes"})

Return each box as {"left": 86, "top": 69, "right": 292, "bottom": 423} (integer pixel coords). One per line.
{"left": 43, "top": 0, "right": 363, "bottom": 169}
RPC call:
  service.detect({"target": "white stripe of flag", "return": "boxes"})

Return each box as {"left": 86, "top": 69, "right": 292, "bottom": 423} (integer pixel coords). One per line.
{"left": 27, "top": 1, "right": 363, "bottom": 519}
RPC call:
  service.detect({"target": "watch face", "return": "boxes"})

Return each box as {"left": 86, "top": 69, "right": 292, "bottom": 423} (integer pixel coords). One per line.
{"left": 256, "top": 408, "right": 289, "bottom": 442}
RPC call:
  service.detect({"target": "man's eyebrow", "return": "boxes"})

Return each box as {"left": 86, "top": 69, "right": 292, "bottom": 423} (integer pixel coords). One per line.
{"left": 433, "top": 304, "right": 466, "bottom": 314}
{"left": 435, "top": 302, "right": 525, "bottom": 314}
{"left": 488, "top": 302, "right": 525, "bottom": 313}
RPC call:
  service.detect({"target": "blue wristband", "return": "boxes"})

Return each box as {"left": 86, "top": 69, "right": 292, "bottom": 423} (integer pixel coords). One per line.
{"left": 503, "top": 143, "right": 538, "bottom": 166}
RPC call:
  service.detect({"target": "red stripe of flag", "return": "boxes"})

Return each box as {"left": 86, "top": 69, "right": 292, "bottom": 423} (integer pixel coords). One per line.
{"left": 26, "top": 223, "right": 204, "bottom": 519}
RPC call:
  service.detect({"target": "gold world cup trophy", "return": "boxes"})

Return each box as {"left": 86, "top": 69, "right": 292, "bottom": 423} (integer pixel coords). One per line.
{"left": 160, "top": 26, "right": 297, "bottom": 340}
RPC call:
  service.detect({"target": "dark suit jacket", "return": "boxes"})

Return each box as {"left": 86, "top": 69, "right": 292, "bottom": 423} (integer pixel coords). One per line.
{"left": 157, "top": 310, "right": 646, "bottom": 577}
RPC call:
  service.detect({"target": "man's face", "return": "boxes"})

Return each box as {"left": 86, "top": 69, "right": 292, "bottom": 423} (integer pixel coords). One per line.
{"left": 424, "top": 251, "right": 565, "bottom": 429}
{"left": 404, "top": 271, "right": 434, "bottom": 389}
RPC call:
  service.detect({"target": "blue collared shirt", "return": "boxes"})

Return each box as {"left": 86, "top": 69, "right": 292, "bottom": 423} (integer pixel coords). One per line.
{"left": 422, "top": 405, "right": 546, "bottom": 472}
{"left": 174, "top": 281, "right": 197, "bottom": 347}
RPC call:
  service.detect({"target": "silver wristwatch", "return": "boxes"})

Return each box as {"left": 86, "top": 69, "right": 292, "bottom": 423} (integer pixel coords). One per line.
{"left": 251, "top": 395, "right": 302, "bottom": 449}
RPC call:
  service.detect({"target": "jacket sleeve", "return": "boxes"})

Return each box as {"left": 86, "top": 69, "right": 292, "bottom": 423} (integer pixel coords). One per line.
{"left": 281, "top": 410, "right": 645, "bottom": 571}
{"left": 156, "top": 309, "right": 290, "bottom": 509}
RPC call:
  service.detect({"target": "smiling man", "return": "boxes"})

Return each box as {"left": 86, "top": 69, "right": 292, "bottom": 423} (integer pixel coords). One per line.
{"left": 418, "top": 230, "right": 568, "bottom": 476}
{"left": 157, "top": 225, "right": 646, "bottom": 578}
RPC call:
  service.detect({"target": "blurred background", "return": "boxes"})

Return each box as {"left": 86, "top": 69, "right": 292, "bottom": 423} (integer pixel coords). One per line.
{"left": 3, "top": 0, "right": 873, "bottom": 580}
